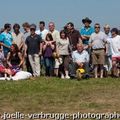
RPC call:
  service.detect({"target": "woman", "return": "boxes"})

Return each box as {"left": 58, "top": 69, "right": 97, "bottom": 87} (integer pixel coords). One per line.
{"left": 43, "top": 33, "right": 56, "bottom": 76}
{"left": 57, "top": 30, "right": 70, "bottom": 79}
{"left": 7, "top": 44, "right": 24, "bottom": 74}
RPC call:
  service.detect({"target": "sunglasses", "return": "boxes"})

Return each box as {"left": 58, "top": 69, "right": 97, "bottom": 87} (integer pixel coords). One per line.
{"left": 30, "top": 28, "right": 35, "bottom": 31}
{"left": 95, "top": 26, "right": 100, "bottom": 28}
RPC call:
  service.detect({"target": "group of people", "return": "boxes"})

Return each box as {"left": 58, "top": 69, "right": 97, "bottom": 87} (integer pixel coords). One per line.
{"left": 0, "top": 17, "right": 120, "bottom": 79}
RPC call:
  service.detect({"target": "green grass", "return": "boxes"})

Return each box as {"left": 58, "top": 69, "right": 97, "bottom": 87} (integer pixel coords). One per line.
{"left": 0, "top": 77, "right": 120, "bottom": 117}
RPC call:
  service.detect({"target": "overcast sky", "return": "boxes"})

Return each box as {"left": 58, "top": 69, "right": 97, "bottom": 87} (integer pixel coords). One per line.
{"left": 0, "top": 0, "right": 119, "bottom": 30}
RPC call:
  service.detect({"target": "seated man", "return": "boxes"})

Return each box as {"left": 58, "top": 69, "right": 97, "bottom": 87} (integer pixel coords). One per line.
{"left": 70, "top": 43, "right": 89, "bottom": 78}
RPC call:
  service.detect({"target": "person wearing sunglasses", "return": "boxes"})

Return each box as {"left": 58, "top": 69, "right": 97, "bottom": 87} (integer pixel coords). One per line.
{"left": 25, "top": 24, "right": 42, "bottom": 77}
{"left": 89, "top": 23, "right": 107, "bottom": 78}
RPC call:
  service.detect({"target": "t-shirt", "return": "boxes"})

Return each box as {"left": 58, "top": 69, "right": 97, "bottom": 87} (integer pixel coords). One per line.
{"left": 0, "top": 32, "right": 13, "bottom": 54}
{"left": 89, "top": 31, "right": 107, "bottom": 49}
{"left": 49, "top": 30, "right": 60, "bottom": 43}
{"left": 57, "top": 38, "right": 69, "bottom": 55}
{"left": 35, "top": 29, "right": 48, "bottom": 40}
{"left": 80, "top": 26, "right": 94, "bottom": 45}
{"left": 110, "top": 35, "right": 120, "bottom": 57}
{"left": 25, "top": 34, "right": 42, "bottom": 55}
{"left": 12, "top": 32, "right": 24, "bottom": 47}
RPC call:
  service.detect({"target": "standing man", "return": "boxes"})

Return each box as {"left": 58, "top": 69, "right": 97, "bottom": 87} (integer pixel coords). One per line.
{"left": 89, "top": 23, "right": 107, "bottom": 78}
{"left": 80, "top": 17, "right": 94, "bottom": 50}
{"left": 0, "top": 23, "right": 13, "bottom": 57}
{"left": 25, "top": 24, "right": 42, "bottom": 77}
{"left": 66, "top": 22, "right": 82, "bottom": 51}
{"left": 48, "top": 22, "right": 60, "bottom": 43}
{"left": 103, "top": 24, "right": 112, "bottom": 72}
{"left": 12, "top": 23, "right": 24, "bottom": 51}
{"left": 36, "top": 21, "right": 48, "bottom": 40}
{"left": 22, "top": 22, "right": 33, "bottom": 73}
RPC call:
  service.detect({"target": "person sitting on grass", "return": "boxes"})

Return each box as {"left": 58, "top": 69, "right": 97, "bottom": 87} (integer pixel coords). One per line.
{"left": 70, "top": 43, "right": 89, "bottom": 78}
{"left": 7, "top": 44, "right": 24, "bottom": 75}
{"left": 0, "top": 47, "right": 13, "bottom": 79}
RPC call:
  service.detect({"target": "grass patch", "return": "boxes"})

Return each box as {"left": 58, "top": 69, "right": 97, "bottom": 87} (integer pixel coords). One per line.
{"left": 0, "top": 77, "right": 120, "bottom": 115}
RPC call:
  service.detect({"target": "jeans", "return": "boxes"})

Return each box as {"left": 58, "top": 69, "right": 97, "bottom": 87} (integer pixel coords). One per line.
{"left": 44, "top": 57, "right": 54, "bottom": 76}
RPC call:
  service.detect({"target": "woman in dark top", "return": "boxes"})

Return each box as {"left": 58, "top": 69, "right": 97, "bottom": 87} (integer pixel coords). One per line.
{"left": 43, "top": 33, "right": 56, "bottom": 76}
{"left": 7, "top": 44, "right": 23, "bottom": 74}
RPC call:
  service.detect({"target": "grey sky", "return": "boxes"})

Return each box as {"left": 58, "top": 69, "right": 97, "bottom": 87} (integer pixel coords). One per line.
{"left": 0, "top": 0, "right": 119, "bottom": 30}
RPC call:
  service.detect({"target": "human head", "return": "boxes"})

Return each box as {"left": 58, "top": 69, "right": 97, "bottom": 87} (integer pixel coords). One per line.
{"left": 94, "top": 23, "right": 100, "bottom": 33}
{"left": 45, "top": 33, "right": 53, "bottom": 41}
{"left": 39, "top": 21, "right": 45, "bottom": 31}
{"left": 77, "top": 43, "right": 84, "bottom": 53}
{"left": 13, "top": 23, "right": 20, "bottom": 32}
{"left": 104, "top": 24, "right": 110, "bottom": 35}
{"left": 60, "top": 30, "right": 67, "bottom": 39}
{"left": 4, "top": 23, "right": 11, "bottom": 32}
{"left": 10, "top": 44, "right": 19, "bottom": 53}
{"left": 48, "top": 22, "right": 55, "bottom": 32}
{"left": 67, "top": 22, "right": 74, "bottom": 32}
{"left": 22, "top": 22, "right": 30, "bottom": 32}
{"left": 30, "top": 24, "right": 36, "bottom": 35}
{"left": 111, "top": 28, "right": 118, "bottom": 38}
{"left": 82, "top": 17, "right": 92, "bottom": 27}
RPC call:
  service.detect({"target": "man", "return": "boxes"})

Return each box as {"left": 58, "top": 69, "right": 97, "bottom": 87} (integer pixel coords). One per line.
{"left": 110, "top": 28, "right": 120, "bottom": 77}
{"left": 66, "top": 22, "right": 82, "bottom": 51}
{"left": 25, "top": 24, "right": 42, "bottom": 77}
{"left": 80, "top": 17, "right": 94, "bottom": 49}
{"left": 0, "top": 23, "right": 13, "bottom": 57}
{"left": 89, "top": 23, "right": 107, "bottom": 78}
{"left": 48, "top": 22, "right": 60, "bottom": 43}
{"left": 22, "top": 22, "right": 32, "bottom": 73}
{"left": 36, "top": 21, "right": 48, "bottom": 40}
{"left": 70, "top": 43, "right": 89, "bottom": 77}
{"left": 104, "top": 24, "right": 112, "bottom": 72}
{"left": 12, "top": 23, "right": 24, "bottom": 51}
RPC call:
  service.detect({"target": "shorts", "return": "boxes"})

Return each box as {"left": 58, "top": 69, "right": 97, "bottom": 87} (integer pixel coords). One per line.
{"left": 112, "top": 56, "right": 120, "bottom": 61}
{"left": 92, "top": 49, "right": 105, "bottom": 65}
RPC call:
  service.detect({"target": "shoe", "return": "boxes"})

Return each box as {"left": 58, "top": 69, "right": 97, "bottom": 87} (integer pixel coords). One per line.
{"left": 61, "top": 74, "right": 64, "bottom": 79}
{"left": 65, "top": 75, "right": 70, "bottom": 79}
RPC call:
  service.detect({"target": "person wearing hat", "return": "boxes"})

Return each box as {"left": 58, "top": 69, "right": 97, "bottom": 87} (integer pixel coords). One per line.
{"left": 80, "top": 17, "right": 94, "bottom": 49}
{"left": 25, "top": 24, "right": 42, "bottom": 77}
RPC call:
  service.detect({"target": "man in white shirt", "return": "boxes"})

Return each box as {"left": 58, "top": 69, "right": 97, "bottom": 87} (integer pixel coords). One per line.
{"left": 70, "top": 43, "right": 89, "bottom": 77}
{"left": 110, "top": 28, "right": 120, "bottom": 77}
{"left": 35, "top": 21, "right": 48, "bottom": 41}
{"left": 48, "top": 22, "right": 60, "bottom": 43}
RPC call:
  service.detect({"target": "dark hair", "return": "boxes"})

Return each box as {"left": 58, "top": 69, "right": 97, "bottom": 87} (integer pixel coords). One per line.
{"left": 39, "top": 21, "right": 45, "bottom": 26}
{"left": 9, "top": 44, "right": 20, "bottom": 60}
{"left": 60, "top": 30, "right": 67, "bottom": 39}
{"left": 67, "top": 22, "right": 74, "bottom": 27}
{"left": 22, "top": 22, "right": 30, "bottom": 28}
{"left": 13, "top": 23, "right": 20, "bottom": 29}
{"left": 45, "top": 33, "right": 53, "bottom": 41}
{"left": 111, "top": 28, "right": 118, "bottom": 34}
{"left": 4, "top": 23, "right": 11, "bottom": 29}
{"left": 94, "top": 23, "right": 100, "bottom": 27}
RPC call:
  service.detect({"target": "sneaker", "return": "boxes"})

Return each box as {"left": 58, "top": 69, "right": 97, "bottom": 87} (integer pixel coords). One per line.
{"left": 65, "top": 75, "right": 70, "bottom": 79}
{"left": 61, "top": 74, "right": 65, "bottom": 79}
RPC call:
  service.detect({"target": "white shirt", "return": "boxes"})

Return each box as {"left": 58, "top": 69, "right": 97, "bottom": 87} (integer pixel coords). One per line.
{"left": 72, "top": 50, "right": 89, "bottom": 63}
{"left": 49, "top": 30, "right": 60, "bottom": 43}
{"left": 110, "top": 35, "right": 120, "bottom": 57}
{"left": 35, "top": 29, "right": 48, "bottom": 40}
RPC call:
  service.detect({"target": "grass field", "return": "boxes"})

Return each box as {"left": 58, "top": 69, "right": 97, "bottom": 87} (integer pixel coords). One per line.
{"left": 0, "top": 77, "right": 120, "bottom": 119}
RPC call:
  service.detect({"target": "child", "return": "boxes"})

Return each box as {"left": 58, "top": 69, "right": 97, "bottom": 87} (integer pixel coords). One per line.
{"left": 43, "top": 33, "right": 56, "bottom": 76}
